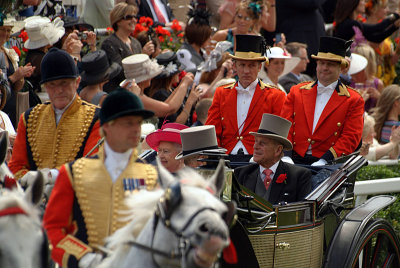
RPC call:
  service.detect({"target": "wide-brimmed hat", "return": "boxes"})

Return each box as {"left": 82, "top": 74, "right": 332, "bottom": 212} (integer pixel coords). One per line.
{"left": 24, "top": 17, "right": 65, "bottom": 50}
{"left": 155, "top": 51, "right": 181, "bottom": 79}
{"left": 1, "top": 16, "right": 25, "bottom": 33}
{"left": 175, "top": 125, "right": 227, "bottom": 160}
{"left": 250, "top": 113, "right": 292, "bottom": 150}
{"left": 260, "top": 47, "right": 301, "bottom": 79}
{"left": 62, "top": 16, "right": 94, "bottom": 32}
{"left": 40, "top": 47, "right": 78, "bottom": 84}
{"left": 348, "top": 53, "right": 368, "bottom": 75}
{"left": 311, "top": 36, "right": 353, "bottom": 68}
{"left": 146, "top": 123, "right": 188, "bottom": 150}
{"left": 81, "top": 50, "right": 122, "bottom": 85}
{"left": 120, "top": 54, "right": 164, "bottom": 85}
{"left": 100, "top": 87, "right": 154, "bottom": 125}
{"left": 229, "top": 34, "right": 268, "bottom": 62}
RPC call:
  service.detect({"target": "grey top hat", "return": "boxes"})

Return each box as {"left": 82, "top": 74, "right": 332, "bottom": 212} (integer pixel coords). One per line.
{"left": 250, "top": 113, "right": 293, "bottom": 150}
{"left": 120, "top": 54, "right": 164, "bottom": 85}
{"left": 175, "top": 125, "right": 227, "bottom": 160}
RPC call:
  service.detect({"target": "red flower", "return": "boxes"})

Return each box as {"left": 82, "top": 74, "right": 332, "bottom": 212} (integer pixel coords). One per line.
{"left": 22, "top": 48, "right": 28, "bottom": 52}
{"left": 139, "top": 16, "right": 153, "bottom": 27}
{"left": 18, "top": 30, "right": 28, "bottom": 42}
{"left": 158, "top": 35, "right": 165, "bottom": 43}
{"left": 12, "top": 46, "right": 21, "bottom": 57}
{"left": 106, "top": 27, "right": 114, "bottom": 33}
{"left": 171, "top": 19, "right": 182, "bottom": 32}
{"left": 177, "top": 33, "right": 184, "bottom": 38}
{"left": 276, "top": 174, "right": 287, "bottom": 184}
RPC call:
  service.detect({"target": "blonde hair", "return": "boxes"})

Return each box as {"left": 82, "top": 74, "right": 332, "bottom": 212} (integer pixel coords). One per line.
{"left": 353, "top": 44, "right": 377, "bottom": 78}
{"left": 362, "top": 113, "right": 376, "bottom": 139}
{"left": 110, "top": 3, "right": 138, "bottom": 31}
{"left": 236, "top": 0, "right": 263, "bottom": 32}
{"left": 371, "top": 84, "right": 400, "bottom": 141}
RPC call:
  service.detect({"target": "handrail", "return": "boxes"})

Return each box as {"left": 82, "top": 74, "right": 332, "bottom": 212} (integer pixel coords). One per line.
{"left": 354, "top": 177, "right": 400, "bottom": 205}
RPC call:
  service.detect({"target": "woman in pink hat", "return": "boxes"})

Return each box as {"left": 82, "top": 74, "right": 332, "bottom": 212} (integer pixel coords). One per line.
{"left": 145, "top": 123, "right": 189, "bottom": 173}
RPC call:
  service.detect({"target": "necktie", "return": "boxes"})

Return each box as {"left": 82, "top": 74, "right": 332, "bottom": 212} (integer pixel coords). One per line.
{"left": 263, "top": 169, "right": 273, "bottom": 190}
{"left": 149, "top": 0, "right": 166, "bottom": 24}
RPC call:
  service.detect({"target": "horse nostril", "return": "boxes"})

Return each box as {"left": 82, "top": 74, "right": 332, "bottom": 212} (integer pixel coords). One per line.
{"left": 199, "top": 223, "right": 209, "bottom": 233}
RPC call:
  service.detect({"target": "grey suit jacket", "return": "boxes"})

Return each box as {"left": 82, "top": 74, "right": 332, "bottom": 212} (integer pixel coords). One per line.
{"left": 278, "top": 72, "right": 312, "bottom": 93}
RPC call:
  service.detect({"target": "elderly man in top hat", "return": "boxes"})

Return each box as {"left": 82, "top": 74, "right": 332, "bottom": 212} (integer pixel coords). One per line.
{"left": 206, "top": 35, "right": 286, "bottom": 157}
{"left": 235, "top": 113, "right": 312, "bottom": 205}
{"left": 145, "top": 122, "right": 188, "bottom": 173}
{"left": 44, "top": 88, "right": 158, "bottom": 268}
{"left": 176, "top": 125, "right": 227, "bottom": 168}
{"left": 281, "top": 37, "right": 365, "bottom": 166}
{"left": 9, "top": 48, "right": 101, "bottom": 184}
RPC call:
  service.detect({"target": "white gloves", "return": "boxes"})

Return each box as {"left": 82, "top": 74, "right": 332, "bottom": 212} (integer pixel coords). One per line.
{"left": 281, "top": 156, "right": 295, "bottom": 164}
{"left": 79, "top": 252, "right": 103, "bottom": 268}
{"left": 20, "top": 168, "right": 58, "bottom": 187}
{"left": 311, "top": 159, "right": 328, "bottom": 166}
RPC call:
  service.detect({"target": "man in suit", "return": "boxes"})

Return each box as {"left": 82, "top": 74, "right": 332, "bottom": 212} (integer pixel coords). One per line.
{"left": 235, "top": 113, "right": 311, "bottom": 205}
{"left": 206, "top": 35, "right": 286, "bottom": 156}
{"left": 281, "top": 36, "right": 365, "bottom": 166}
{"left": 278, "top": 42, "right": 312, "bottom": 93}
{"left": 135, "top": 0, "right": 174, "bottom": 27}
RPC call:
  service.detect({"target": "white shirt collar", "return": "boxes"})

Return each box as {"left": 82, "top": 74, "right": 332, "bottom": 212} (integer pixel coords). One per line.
{"left": 104, "top": 140, "right": 133, "bottom": 182}
{"left": 54, "top": 94, "right": 77, "bottom": 125}
{"left": 237, "top": 79, "right": 258, "bottom": 93}
{"left": 317, "top": 80, "right": 338, "bottom": 91}
{"left": 259, "top": 160, "right": 280, "bottom": 179}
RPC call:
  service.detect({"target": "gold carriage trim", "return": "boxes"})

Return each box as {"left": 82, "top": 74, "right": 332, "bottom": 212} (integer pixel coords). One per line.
{"left": 56, "top": 234, "right": 92, "bottom": 260}
{"left": 26, "top": 97, "right": 97, "bottom": 169}
{"left": 72, "top": 150, "right": 158, "bottom": 248}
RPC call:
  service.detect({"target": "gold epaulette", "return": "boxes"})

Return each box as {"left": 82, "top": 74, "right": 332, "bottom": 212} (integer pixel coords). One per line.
{"left": 260, "top": 80, "right": 279, "bottom": 90}
{"left": 223, "top": 82, "right": 236, "bottom": 89}
{"left": 299, "top": 80, "right": 316, "bottom": 90}
{"left": 337, "top": 83, "right": 351, "bottom": 97}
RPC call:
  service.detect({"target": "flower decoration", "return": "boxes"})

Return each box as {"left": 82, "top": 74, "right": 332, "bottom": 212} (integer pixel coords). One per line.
{"left": 12, "top": 46, "right": 20, "bottom": 57}
{"left": 164, "top": 61, "right": 178, "bottom": 75}
{"left": 106, "top": 27, "right": 114, "bottom": 34}
{"left": 18, "top": 30, "right": 28, "bottom": 43}
{"left": 249, "top": 2, "right": 261, "bottom": 16}
{"left": 276, "top": 174, "right": 287, "bottom": 184}
{"left": 200, "top": 41, "right": 232, "bottom": 72}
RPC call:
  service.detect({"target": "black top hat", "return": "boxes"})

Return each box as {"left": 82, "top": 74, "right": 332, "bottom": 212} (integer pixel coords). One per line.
{"left": 80, "top": 50, "right": 122, "bottom": 85}
{"left": 40, "top": 48, "right": 79, "bottom": 84}
{"left": 62, "top": 16, "right": 94, "bottom": 32}
{"left": 229, "top": 35, "right": 268, "bottom": 62}
{"left": 311, "top": 36, "right": 353, "bottom": 67}
{"left": 100, "top": 88, "right": 154, "bottom": 125}
{"left": 155, "top": 51, "right": 181, "bottom": 79}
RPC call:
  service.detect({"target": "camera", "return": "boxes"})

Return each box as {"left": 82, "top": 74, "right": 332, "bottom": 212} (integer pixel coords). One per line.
{"left": 77, "top": 32, "right": 87, "bottom": 40}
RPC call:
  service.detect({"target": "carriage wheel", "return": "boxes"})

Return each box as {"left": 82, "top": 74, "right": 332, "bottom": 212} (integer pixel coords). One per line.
{"left": 350, "top": 219, "right": 400, "bottom": 268}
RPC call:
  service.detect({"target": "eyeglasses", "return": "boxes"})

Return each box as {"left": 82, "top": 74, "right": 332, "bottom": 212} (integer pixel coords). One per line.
{"left": 236, "top": 14, "right": 252, "bottom": 21}
{"left": 122, "top": 14, "right": 137, "bottom": 20}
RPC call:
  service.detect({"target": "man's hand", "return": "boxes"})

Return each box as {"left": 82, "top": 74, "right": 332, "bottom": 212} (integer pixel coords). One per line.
{"left": 20, "top": 169, "right": 56, "bottom": 187}
{"left": 311, "top": 159, "right": 328, "bottom": 166}
{"left": 78, "top": 252, "right": 103, "bottom": 268}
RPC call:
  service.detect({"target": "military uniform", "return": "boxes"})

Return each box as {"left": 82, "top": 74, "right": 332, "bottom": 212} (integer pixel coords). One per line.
{"left": 43, "top": 146, "right": 158, "bottom": 267}
{"left": 205, "top": 80, "right": 286, "bottom": 154}
{"left": 280, "top": 80, "right": 364, "bottom": 161}
{"left": 9, "top": 96, "right": 101, "bottom": 179}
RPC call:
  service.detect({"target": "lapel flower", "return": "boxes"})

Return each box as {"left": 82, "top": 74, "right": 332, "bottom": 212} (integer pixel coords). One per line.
{"left": 276, "top": 174, "right": 287, "bottom": 184}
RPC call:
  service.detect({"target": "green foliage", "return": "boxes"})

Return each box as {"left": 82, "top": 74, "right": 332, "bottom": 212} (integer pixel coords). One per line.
{"left": 356, "top": 165, "right": 400, "bottom": 235}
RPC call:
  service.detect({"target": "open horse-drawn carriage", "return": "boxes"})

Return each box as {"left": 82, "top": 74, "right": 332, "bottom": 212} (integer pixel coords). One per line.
{"left": 193, "top": 152, "right": 400, "bottom": 268}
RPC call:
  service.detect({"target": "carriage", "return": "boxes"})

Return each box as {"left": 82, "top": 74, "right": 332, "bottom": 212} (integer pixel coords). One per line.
{"left": 195, "top": 153, "right": 400, "bottom": 268}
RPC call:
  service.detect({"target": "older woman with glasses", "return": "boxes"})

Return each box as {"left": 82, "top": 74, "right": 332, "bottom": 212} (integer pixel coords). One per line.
{"left": 101, "top": 2, "right": 155, "bottom": 92}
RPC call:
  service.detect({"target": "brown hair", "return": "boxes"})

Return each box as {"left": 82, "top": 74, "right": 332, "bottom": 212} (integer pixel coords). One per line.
{"left": 110, "top": 3, "right": 138, "bottom": 31}
{"left": 195, "top": 98, "right": 213, "bottom": 122}
{"left": 199, "top": 52, "right": 230, "bottom": 84}
{"left": 147, "top": 76, "right": 175, "bottom": 98}
{"left": 285, "top": 42, "right": 308, "bottom": 57}
{"left": 185, "top": 22, "right": 212, "bottom": 47}
{"left": 334, "top": 0, "right": 360, "bottom": 26}
{"left": 372, "top": 84, "right": 400, "bottom": 141}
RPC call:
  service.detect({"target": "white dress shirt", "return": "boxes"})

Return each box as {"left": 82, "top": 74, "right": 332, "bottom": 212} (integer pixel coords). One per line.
{"left": 259, "top": 160, "right": 279, "bottom": 182}
{"left": 231, "top": 79, "right": 258, "bottom": 154}
{"left": 104, "top": 141, "right": 133, "bottom": 182}
{"left": 306, "top": 80, "right": 338, "bottom": 154}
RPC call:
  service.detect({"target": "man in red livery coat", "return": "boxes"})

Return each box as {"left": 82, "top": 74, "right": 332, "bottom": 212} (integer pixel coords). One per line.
{"left": 281, "top": 37, "right": 365, "bottom": 165}
{"left": 9, "top": 48, "right": 101, "bottom": 182}
{"left": 206, "top": 35, "right": 286, "bottom": 155}
{"left": 44, "top": 89, "right": 158, "bottom": 268}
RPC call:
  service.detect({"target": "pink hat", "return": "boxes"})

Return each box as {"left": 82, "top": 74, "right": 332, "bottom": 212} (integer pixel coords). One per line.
{"left": 146, "top": 123, "right": 189, "bottom": 150}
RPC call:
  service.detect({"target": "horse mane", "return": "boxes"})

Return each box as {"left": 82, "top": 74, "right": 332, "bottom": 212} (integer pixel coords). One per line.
{"left": 0, "top": 189, "right": 41, "bottom": 224}
{"left": 100, "top": 167, "right": 215, "bottom": 268}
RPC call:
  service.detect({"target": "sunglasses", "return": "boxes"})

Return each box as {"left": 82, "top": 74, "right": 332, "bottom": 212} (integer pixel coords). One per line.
{"left": 122, "top": 14, "right": 138, "bottom": 20}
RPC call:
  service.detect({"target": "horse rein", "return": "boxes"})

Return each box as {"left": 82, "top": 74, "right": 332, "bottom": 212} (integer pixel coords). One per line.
{"left": 0, "top": 206, "right": 26, "bottom": 217}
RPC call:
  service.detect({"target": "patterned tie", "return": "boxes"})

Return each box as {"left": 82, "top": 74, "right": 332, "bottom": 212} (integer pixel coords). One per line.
{"left": 263, "top": 169, "right": 273, "bottom": 190}
{"left": 150, "top": 0, "right": 166, "bottom": 24}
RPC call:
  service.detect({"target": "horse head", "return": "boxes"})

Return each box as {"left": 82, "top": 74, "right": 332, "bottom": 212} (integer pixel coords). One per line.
{"left": 0, "top": 171, "right": 48, "bottom": 268}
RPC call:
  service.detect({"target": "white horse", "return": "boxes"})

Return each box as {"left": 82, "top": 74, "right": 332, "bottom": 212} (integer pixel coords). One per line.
{"left": 100, "top": 159, "right": 233, "bottom": 268}
{"left": 0, "top": 131, "right": 47, "bottom": 268}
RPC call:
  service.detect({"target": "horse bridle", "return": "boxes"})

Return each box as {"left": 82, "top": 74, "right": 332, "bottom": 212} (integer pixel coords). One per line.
{"left": 126, "top": 182, "right": 236, "bottom": 268}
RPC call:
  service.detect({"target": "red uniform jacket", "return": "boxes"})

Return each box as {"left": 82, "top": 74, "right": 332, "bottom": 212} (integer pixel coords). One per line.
{"left": 280, "top": 80, "right": 364, "bottom": 160}
{"left": 206, "top": 80, "right": 286, "bottom": 154}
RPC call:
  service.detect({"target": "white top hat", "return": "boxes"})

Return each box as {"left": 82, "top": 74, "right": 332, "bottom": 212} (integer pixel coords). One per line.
{"left": 121, "top": 54, "right": 164, "bottom": 84}
{"left": 24, "top": 17, "right": 65, "bottom": 50}
{"left": 348, "top": 53, "right": 368, "bottom": 75}
{"left": 264, "top": 47, "right": 301, "bottom": 78}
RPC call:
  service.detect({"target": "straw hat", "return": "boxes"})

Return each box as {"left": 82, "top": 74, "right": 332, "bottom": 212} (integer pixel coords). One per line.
{"left": 146, "top": 123, "right": 188, "bottom": 150}
{"left": 175, "top": 125, "right": 227, "bottom": 160}
{"left": 249, "top": 113, "right": 293, "bottom": 150}
{"left": 311, "top": 36, "right": 353, "bottom": 68}
{"left": 120, "top": 54, "right": 164, "bottom": 85}
{"left": 229, "top": 34, "right": 268, "bottom": 63}
{"left": 80, "top": 50, "right": 122, "bottom": 85}
{"left": 24, "top": 17, "right": 65, "bottom": 50}
{"left": 348, "top": 53, "right": 368, "bottom": 75}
